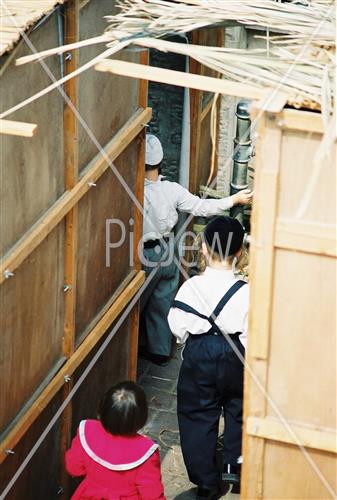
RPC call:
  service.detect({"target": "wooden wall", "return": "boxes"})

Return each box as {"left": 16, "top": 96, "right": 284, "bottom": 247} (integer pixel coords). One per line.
{"left": 0, "top": 0, "right": 149, "bottom": 497}
{"left": 242, "top": 109, "right": 336, "bottom": 498}
{"left": 189, "top": 28, "right": 225, "bottom": 194}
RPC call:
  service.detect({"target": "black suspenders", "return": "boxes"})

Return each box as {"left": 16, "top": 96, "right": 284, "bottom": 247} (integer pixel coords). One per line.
{"left": 172, "top": 280, "right": 247, "bottom": 336}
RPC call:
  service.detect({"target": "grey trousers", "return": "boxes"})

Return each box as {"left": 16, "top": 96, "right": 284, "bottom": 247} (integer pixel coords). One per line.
{"left": 140, "top": 243, "right": 180, "bottom": 356}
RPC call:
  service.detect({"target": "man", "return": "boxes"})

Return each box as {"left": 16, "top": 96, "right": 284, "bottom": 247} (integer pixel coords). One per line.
{"left": 140, "top": 134, "right": 251, "bottom": 366}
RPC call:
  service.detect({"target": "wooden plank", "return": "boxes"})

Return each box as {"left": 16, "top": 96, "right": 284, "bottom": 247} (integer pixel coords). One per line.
{"left": 128, "top": 49, "right": 148, "bottom": 381}
{"left": 0, "top": 119, "right": 37, "bottom": 137}
{"left": 278, "top": 108, "right": 324, "bottom": 134}
{"left": 0, "top": 107, "right": 152, "bottom": 284}
{"left": 60, "top": 1, "right": 79, "bottom": 496}
{"left": 0, "top": 270, "right": 145, "bottom": 463}
{"left": 189, "top": 30, "right": 202, "bottom": 195}
{"left": 249, "top": 112, "right": 282, "bottom": 360}
{"left": 95, "top": 59, "right": 288, "bottom": 112}
{"left": 275, "top": 219, "right": 336, "bottom": 257}
{"left": 246, "top": 417, "right": 337, "bottom": 454}
{"left": 241, "top": 111, "right": 281, "bottom": 499}
{"left": 63, "top": 0, "right": 79, "bottom": 359}
{"left": 253, "top": 90, "right": 288, "bottom": 114}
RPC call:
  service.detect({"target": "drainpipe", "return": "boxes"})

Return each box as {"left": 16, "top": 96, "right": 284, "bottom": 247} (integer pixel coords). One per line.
{"left": 230, "top": 100, "right": 251, "bottom": 225}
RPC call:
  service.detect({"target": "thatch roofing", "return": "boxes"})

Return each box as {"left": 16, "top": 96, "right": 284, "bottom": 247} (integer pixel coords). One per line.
{"left": 0, "top": 0, "right": 65, "bottom": 56}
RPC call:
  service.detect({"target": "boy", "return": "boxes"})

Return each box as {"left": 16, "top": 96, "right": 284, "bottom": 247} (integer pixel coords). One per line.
{"left": 168, "top": 216, "right": 248, "bottom": 499}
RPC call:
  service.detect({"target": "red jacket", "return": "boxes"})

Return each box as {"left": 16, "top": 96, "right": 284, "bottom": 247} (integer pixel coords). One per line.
{"left": 65, "top": 419, "right": 166, "bottom": 499}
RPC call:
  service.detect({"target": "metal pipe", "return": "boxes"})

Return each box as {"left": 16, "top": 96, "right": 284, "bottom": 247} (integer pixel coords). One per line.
{"left": 230, "top": 100, "right": 251, "bottom": 225}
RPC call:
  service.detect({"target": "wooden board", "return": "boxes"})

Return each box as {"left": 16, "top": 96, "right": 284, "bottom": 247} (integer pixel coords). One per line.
{"left": 78, "top": 0, "right": 140, "bottom": 171}
{"left": 0, "top": 14, "right": 64, "bottom": 256}
{"left": 75, "top": 140, "right": 138, "bottom": 340}
{"left": 0, "top": 225, "right": 64, "bottom": 431}
{"left": 242, "top": 111, "right": 337, "bottom": 498}
{"left": 0, "top": 392, "right": 62, "bottom": 500}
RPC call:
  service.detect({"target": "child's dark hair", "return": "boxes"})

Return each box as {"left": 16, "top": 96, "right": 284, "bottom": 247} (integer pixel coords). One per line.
{"left": 99, "top": 381, "right": 148, "bottom": 436}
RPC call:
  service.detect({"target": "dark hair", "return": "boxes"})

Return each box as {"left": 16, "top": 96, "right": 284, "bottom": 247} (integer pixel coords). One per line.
{"left": 204, "top": 216, "right": 244, "bottom": 258}
{"left": 99, "top": 381, "right": 148, "bottom": 436}
{"left": 145, "top": 161, "right": 162, "bottom": 172}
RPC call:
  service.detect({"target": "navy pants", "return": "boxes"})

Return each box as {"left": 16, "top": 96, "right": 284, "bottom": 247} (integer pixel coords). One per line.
{"left": 177, "top": 333, "right": 244, "bottom": 489}
{"left": 140, "top": 243, "right": 179, "bottom": 357}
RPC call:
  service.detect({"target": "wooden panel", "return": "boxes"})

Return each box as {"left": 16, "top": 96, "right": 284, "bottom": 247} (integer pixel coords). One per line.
{"left": 75, "top": 141, "right": 138, "bottom": 339}
{"left": 0, "top": 271, "right": 144, "bottom": 462}
{"left": 78, "top": 0, "right": 140, "bottom": 171}
{"left": 263, "top": 442, "right": 337, "bottom": 499}
{"left": 243, "top": 109, "right": 336, "bottom": 499}
{"left": 71, "top": 316, "right": 131, "bottom": 429}
{"left": 267, "top": 249, "right": 336, "bottom": 428}
{"left": 0, "top": 13, "right": 64, "bottom": 256}
{"left": 247, "top": 417, "right": 337, "bottom": 454}
{"left": 0, "top": 392, "right": 62, "bottom": 500}
{"left": 277, "top": 129, "right": 336, "bottom": 225}
{"left": 0, "top": 225, "right": 64, "bottom": 431}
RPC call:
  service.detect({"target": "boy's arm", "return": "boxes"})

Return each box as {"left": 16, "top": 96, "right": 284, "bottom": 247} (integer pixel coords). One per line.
{"left": 174, "top": 183, "right": 252, "bottom": 217}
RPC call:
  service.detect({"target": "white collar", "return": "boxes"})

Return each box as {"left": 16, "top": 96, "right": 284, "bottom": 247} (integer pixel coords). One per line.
{"left": 144, "top": 174, "right": 165, "bottom": 185}
{"left": 203, "top": 266, "right": 235, "bottom": 280}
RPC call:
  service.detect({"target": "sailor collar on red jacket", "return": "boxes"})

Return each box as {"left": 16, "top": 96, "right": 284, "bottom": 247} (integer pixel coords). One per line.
{"left": 79, "top": 419, "right": 158, "bottom": 471}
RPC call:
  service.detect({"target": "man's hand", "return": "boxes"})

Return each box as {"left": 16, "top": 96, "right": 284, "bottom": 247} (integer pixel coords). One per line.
{"left": 231, "top": 189, "right": 253, "bottom": 206}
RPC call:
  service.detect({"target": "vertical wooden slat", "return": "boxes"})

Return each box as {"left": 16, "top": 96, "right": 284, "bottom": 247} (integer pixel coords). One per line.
{"left": 189, "top": 30, "right": 203, "bottom": 194}
{"left": 128, "top": 49, "right": 148, "bottom": 380}
{"left": 241, "top": 111, "right": 282, "bottom": 498}
{"left": 60, "top": 0, "right": 79, "bottom": 494}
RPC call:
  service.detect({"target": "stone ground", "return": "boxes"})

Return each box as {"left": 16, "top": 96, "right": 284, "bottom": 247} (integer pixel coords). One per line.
{"left": 137, "top": 346, "right": 240, "bottom": 500}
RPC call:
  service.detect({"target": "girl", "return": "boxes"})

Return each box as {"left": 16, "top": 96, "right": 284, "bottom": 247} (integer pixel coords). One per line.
{"left": 65, "top": 381, "right": 165, "bottom": 499}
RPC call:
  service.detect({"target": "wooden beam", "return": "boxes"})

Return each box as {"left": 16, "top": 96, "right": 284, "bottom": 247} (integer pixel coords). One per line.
{"left": 60, "top": 0, "right": 79, "bottom": 495}
{"left": 95, "top": 59, "right": 288, "bottom": 113}
{"left": 249, "top": 112, "right": 282, "bottom": 360}
{"left": 63, "top": 0, "right": 79, "bottom": 359}
{"left": 277, "top": 108, "right": 324, "bottom": 134}
{"left": 241, "top": 111, "right": 281, "bottom": 499}
{"left": 128, "top": 49, "right": 148, "bottom": 381}
{"left": 246, "top": 416, "right": 337, "bottom": 454}
{"left": 0, "top": 271, "right": 145, "bottom": 463}
{"left": 0, "top": 107, "right": 152, "bottom": 284}
{"left": 0, "top": 119, "right": 37, "bottom": 137}
{"left": 189, "top": 30, "right": 203, "bottom": 195}
{"left": 275, "top": 219, "right": 337, "bottom": 257}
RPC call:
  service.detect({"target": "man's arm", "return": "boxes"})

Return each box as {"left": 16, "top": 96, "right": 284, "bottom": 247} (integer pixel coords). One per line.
{"left": 174, "top": 183, "right": 252, "bottom": 217}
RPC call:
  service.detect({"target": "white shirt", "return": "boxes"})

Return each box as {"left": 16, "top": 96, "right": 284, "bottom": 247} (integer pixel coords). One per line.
{"left": 143, "top": 177, "right": 233, "bottom": 242}
{"left": 168, "top": 267, "right": 249, "bottom": 348}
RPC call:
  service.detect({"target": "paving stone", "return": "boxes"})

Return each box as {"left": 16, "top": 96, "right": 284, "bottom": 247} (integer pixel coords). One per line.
{"left": 143, "top": 385, "right": 177, "bottom": 412}
{"left": 141, "top": 373, "right": 177, "bottom": 393}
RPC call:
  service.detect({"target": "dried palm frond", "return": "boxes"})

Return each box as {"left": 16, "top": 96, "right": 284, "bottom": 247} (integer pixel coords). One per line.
{"left": 105, "top": 0, "right": 335, "bottom": 46}
{"left": 10, "top": 0, "right": 336, "bottom": 120}
{"left": 129, "top": 36, "right": 334, "bottom": 114}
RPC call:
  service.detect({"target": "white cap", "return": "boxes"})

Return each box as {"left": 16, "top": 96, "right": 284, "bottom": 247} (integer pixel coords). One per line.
{"left": 145, "top": 134, "right": 164, "bottom": 166}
